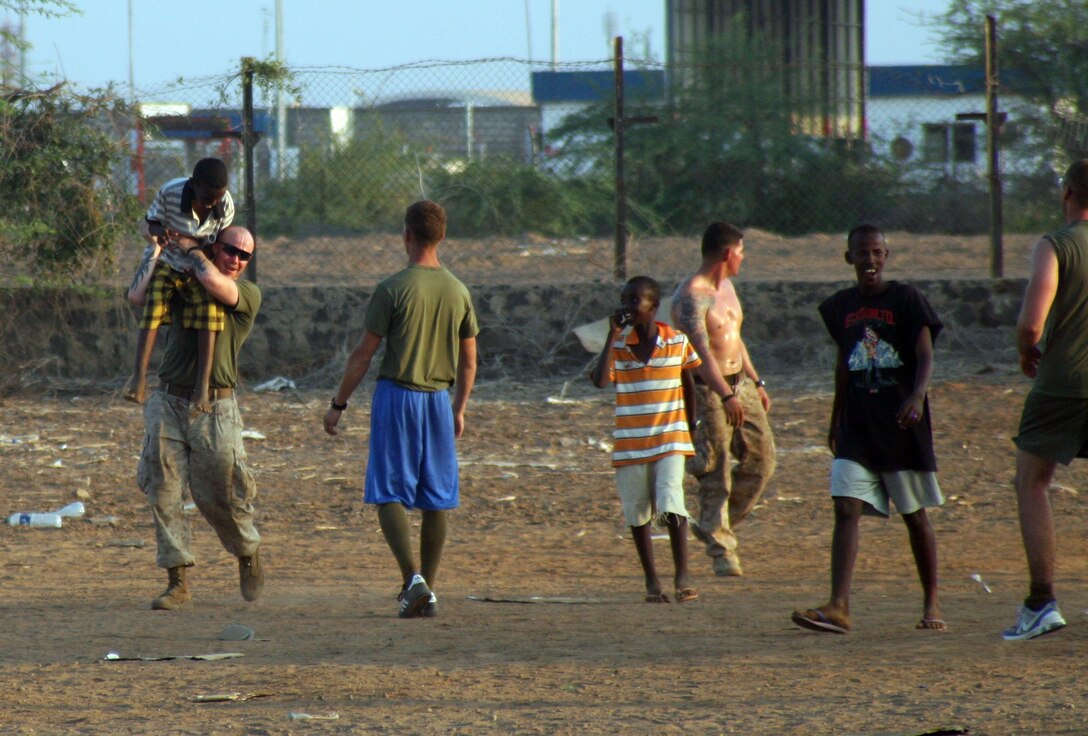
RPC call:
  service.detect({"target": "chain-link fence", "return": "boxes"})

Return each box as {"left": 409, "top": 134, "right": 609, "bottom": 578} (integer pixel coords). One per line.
{"left": 30, "top": 51, "right": 1077, "bottom": 289}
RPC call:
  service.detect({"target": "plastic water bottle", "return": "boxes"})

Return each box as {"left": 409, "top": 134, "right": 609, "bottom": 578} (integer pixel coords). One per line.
{"left": 54, "top": 502, "right": 85, "bottom": 518}
{"left": 7, "top": 513, "right": 63, "bottom": 528}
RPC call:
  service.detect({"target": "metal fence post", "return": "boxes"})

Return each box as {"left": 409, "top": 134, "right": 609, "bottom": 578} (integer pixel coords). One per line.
{"left": 613, "top": 36, "right": 626, "bottom": 283}
{"left": 242, "top": 57, "right": 258, "bottom": 283}
{"left": 985, "top": 15, "right": 1003, "bottom": 278}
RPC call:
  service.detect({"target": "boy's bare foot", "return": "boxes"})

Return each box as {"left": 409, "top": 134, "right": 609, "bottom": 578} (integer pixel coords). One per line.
{"left": 916, "top": 618, "right": 948, "bottom": 631}
{"left": 791, "top": 606, "right": 850, "bottom": 634}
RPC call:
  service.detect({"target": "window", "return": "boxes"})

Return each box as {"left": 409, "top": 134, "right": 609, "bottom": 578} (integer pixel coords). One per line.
{"left": 922, "top": 123, "right": 977, "bottom": 163}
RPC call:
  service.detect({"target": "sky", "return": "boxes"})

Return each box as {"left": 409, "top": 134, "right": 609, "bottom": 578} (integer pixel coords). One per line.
{"left": 6, "top": 0, "right": 952, "bottom": 93}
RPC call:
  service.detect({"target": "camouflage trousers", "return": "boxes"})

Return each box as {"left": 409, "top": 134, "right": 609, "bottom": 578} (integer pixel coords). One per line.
{"left": 687, "top": 377, "right": 776, "bottom": 558}
{"left": 137, "top": 390, "right": 261, "bottom": 569}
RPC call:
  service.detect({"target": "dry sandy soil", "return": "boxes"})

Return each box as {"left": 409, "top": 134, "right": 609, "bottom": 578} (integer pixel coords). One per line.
{"left": 3, "top": 232, "right": 1087, "bottom": 735}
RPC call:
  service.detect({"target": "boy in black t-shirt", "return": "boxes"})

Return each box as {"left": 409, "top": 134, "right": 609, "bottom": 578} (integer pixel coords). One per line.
{"left": 791, "top": 225, "right": 946, "bottom": 635}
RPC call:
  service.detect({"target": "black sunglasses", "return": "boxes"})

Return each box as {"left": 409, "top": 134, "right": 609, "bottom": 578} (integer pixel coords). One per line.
{"left": 218, "top": 242, "right": 253, "bottom": 261}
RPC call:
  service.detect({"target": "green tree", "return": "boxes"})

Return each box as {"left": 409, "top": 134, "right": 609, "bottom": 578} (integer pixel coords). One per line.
{"left": 0, "top": 83, "right": 140, "bottom": 280}
{"left": 258, "top": 115, "right": 422, "bottom": 236}
{"left": 548, "top": 16, "right": 899, "bottom": 236}
{"left": 935, "top": 1, "right": 1088, "bottom": 230}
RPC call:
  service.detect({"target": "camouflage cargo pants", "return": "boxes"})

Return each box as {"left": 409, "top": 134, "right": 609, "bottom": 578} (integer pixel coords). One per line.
{"left": 137, "top": 391, "right": 261, "bottom": 569}
{"left": 687, "top": 377, "right": 776, "bottom": 558}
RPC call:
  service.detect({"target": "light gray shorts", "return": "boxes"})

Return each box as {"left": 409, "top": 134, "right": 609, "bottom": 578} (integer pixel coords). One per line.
{"left": 614, "top": 454, "right": 691, "bottom": 527}
{"left": 830, "top": 458, "right": 943, "bottom": 518}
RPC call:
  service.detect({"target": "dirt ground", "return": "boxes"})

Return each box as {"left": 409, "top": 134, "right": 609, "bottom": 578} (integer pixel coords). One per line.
{"left": 3, "top": 233, "right": 1088, "bottom": 735}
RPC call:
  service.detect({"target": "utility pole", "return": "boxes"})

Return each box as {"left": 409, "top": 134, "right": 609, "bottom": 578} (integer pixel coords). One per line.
{"left": 275, "top": 0, "right": 287, "bottom": 181}
{"left": 551, "top": 0, "right": 559, "bottom": 70}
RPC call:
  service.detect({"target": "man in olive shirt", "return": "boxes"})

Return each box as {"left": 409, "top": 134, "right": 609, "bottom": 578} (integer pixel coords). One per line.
{"left": 1004, "top": 160, "right": 1088, "bottom": 640}
{"left": 128, "top": 226, "right": 263, "bottom": 610}
{"left": 324, "top": 201, "right": 478, "bottom": 619}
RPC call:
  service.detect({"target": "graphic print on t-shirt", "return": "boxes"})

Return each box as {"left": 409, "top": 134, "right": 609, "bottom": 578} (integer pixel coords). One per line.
{"left": 847, "top": 325, "right": 903, "bottom": 390}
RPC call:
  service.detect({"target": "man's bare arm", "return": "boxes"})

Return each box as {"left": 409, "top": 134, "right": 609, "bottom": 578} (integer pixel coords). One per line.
{"left": 673, "top": 291, "right": 734, "bottom": 398}
{"left": 738, "top": 339, "right": 771, "bottom": 412}
{"left": 452, "top": 337, "right": 478, "bottom": 438}
{"left": 188, "top": 251, "right": 240, "bottom": 308}
{"left": 126, "top": 243, "right": 161, "bottom": 306}
{"left": 1017, "top": 237, "right": 1059, "bottom": 378}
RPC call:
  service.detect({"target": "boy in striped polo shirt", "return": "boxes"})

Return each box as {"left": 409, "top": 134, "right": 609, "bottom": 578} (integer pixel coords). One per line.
{"left": 590, "top": 276, "right": 702, "bottom": 603}
{"left": 125, "top": 158, "right": 234, "bottom": 412}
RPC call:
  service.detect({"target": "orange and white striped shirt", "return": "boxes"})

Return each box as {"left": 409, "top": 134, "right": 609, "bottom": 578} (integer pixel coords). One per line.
{"left": 607, "top": 322, "right": 701, "bottom": 467}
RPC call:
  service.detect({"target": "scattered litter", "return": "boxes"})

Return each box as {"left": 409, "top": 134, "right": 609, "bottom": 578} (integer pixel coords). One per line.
{"left": 576, "top": 529, "right": 587, "bottom": 537}
{"left": 499, "top": 471, "right": 519, "bottom": 480}
{"left": 183, "top": 503, "right": 197, "bottom": 513}
{"left": 777, "top": 445, "right": 828, "bottom": 455}
{"left": 461, "top": 460, "right": 561, "bottom": 470}
{"left": 467, "top": 595, "right": 603, "bottom": 605}
{"left": 776, "top": 496, "right": 805, "bottom": 503}
{"left": 7, "top": 501, "right": 85, "bottom": 528}
{"left": 495, "top": 496, "right": 517, "bottom": 502}
{"left": 240, "top": 429, "right": 266, "bottom": 440}
{"left": 193, "top": 692, "right": 271, "bottom": 703}
{"left": 969, "top": 573, "right": 992, "bottom": 593}
{"left": 289, "top": 713, "right": 340, "bottom": 722}
{"left": 218, "top": 624, "right": 255, "bottom": 641}
{"left": 253, "top": 376, "right": 297, "bottom": 392}
{"left": 56, "top": 502, "right": 85, "bottom": 518}
{"left": 106, "top": 539, "right": 146, "bottom": 548}
{"left": 103, "top": 651, "right": 243, "bottom": 662}
{"left": 89, "top": 515, "right": 120, "bottom": 526}
{"left": 0, "top": 434, "right": 40, "bottom": 446}
{"left": 49, "top": 460, "right": 64, "bottom": 468}
{"left": 587, "top": 437, "right": 613, "bottom": 453}
{"left": 1050, "top": 483, "right": 1078, "bottom": 495}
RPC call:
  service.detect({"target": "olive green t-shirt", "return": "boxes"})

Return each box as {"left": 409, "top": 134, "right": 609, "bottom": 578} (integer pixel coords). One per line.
{"left": 158, "top": 279, "right": 261, "bottom": 388}
{"left": 365, "top": 265, "right": 478, "bottom": 392}
{"left": 1035, "top": 221, "right": 1088, "bottom": 397}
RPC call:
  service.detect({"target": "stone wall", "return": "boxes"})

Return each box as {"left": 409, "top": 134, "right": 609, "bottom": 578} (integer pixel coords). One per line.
{"left": 0, "top": 279, "right": 1026, "bottom": 386}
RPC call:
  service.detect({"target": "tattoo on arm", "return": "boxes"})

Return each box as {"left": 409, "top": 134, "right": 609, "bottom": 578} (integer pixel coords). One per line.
{"left": 675, "top": 294, "right": 714, "bottom": 358}
{"left": 128, "top": 251, "right": 156, "bottom": 295}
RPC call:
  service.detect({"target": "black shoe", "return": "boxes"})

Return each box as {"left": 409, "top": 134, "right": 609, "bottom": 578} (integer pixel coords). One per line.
{"left": 397, "top": 574, "right": 431, "bottom": 619}
{"left": 422, "top": 592, "right": 438, "bottom": 618}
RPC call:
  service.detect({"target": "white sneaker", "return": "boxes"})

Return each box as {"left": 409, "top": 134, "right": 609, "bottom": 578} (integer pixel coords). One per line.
{"left": 1002, "top": 601, "right": 1066, "bottom": 641}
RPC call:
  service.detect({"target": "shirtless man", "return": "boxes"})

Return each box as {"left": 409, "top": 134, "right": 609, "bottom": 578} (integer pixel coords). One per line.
{"left": 672, "top": 221, "right": 776, "bottom": 576}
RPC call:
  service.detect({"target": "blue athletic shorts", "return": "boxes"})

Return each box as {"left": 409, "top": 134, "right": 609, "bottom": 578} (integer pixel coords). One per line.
{"left": 363, "top": 379, "right": 460, "bottom": 510}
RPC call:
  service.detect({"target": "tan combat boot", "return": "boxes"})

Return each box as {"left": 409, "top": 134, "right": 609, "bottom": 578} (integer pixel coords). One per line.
{"left": 238, "top": 548, "right": 264, "bottom": 602}
{"left": 151, "top": 566, "right": 192, "bottom": 610}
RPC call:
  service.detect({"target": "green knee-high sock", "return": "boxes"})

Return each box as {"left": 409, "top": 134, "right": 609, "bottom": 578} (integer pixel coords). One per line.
{"left": 420, "top": 510, "right": 448, "bottom": 588}
{"left": 377, "top": 503, "right": 416, "bottom": 588}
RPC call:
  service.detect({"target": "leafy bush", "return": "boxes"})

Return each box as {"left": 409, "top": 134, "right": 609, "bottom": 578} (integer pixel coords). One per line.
{"left": 0, "top": 84, "right": 141, "bottom": 280}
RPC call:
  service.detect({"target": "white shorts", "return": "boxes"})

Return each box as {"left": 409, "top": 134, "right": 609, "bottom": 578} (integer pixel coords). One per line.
{"left": 830, "top": 458, "right": 943, "bottom": 518}
{"left": 613, "top": 454, "right": 691, "bottom": 527}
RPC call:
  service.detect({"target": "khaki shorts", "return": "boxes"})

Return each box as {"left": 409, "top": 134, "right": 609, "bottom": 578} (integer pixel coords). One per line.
{"left": 1014, "top": 391, "right": 1088, "bottom": 465}
{"left": 830, "top": 458, "right": 943, "bottom": 518}
{"left": 614, "top": 454, "right": 690, "bottom": 527}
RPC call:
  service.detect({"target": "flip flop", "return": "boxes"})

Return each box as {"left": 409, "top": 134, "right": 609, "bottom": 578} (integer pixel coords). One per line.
{"left": 916, "top": 618, "right": 948, "bottom": 631}
{"left": 675, "top": 588, "right": 699, "bottom": 603}
{"left": 645, "top": 592, "right": 670, "bottom": 603}
{"left": 791, "top": 608, "right": 849, "bottom": 634}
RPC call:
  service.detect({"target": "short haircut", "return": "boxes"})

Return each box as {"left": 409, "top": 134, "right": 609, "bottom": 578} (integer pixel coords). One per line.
{"left": 405, "top": 200, "right": 447, "bottom": 245}
{"left": 701, "top": 221, "right": 744, "bottom": 258}
{"left": 624, "top": 275, "right": 661, "bottom": 302}
{"left": 847, "top": 224, "right": 886, "bottom": 250}
{"left": 1064, "top": 160, "right": 1088, "bottom": 208}
{"left": 191, "top": 158, "right": 228, "bottom": 189}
